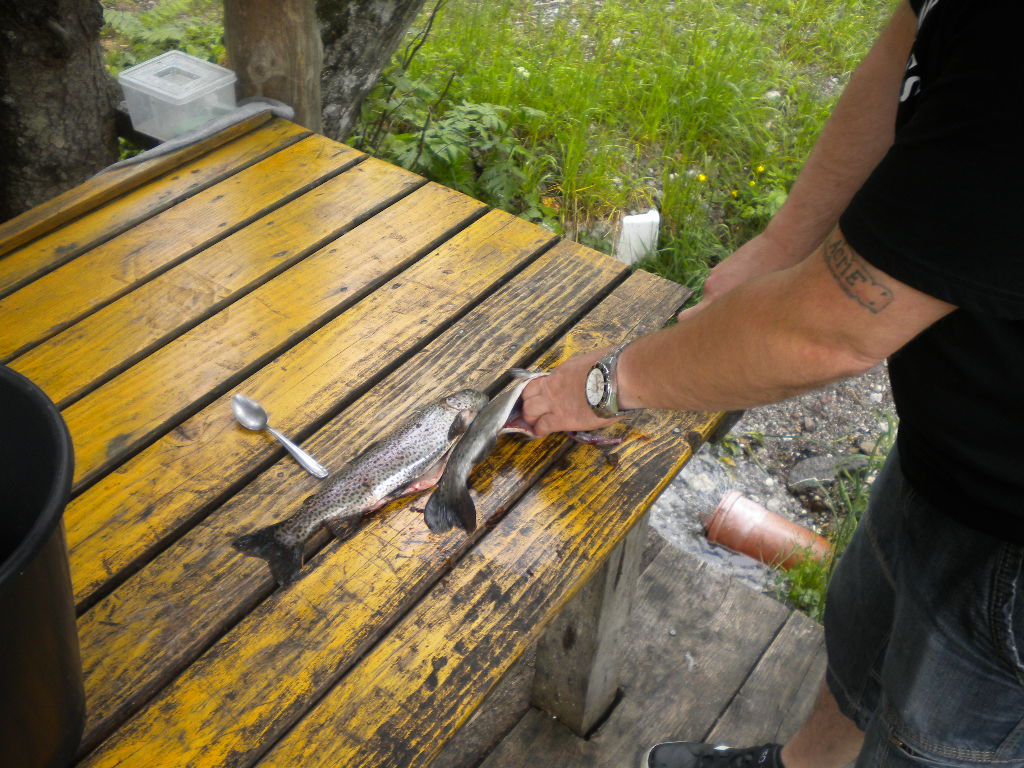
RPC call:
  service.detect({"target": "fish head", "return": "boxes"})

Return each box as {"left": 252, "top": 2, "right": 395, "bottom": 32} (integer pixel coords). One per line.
{"left": 441, "top": 389, "right": 489, "bottom": 444}
{"left": 443, "top": 389, "right": 489, "bottom": 416}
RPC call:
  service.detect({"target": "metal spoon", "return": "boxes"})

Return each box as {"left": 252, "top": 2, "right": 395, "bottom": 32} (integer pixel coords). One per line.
{"left": 231, "top": 394, "right": 329, "bottom": 478}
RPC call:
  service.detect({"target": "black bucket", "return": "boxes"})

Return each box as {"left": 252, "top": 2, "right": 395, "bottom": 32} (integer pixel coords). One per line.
{"left": 0, "top": 365, "right": 84, "bottom": 768}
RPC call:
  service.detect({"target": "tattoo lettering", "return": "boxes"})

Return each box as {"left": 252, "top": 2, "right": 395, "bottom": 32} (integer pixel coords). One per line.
{"left": 823, "top": 234, "right": 894, "bottom": 313}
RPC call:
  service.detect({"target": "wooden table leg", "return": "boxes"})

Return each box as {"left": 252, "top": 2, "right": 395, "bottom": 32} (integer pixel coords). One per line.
{"left": 532, "top": 511, "right": 650, "bottom": 736}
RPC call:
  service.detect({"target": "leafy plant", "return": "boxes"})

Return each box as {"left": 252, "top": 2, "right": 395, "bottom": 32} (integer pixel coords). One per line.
{"left": 352, "top": 54, "right": 557, "bottom": 225}
{"left": 102, "top": 0, "right": 225, "bottom": 74}
{"left": 779, "top": 547, "right": 831, "bottom": 620}
{"left": 724, "top": 165, "right": 791, "bottom": 241}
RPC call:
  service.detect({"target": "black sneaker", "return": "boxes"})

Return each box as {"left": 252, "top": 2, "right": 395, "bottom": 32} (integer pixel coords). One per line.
{"left": 642, "top": 742, "right": 784, "bottom": 768}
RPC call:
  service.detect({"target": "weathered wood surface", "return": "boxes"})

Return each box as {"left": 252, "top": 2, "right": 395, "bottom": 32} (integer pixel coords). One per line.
{"left": 0, "top": 118, "right": 308, "bottom": 296}
{"left": 0, "top": 112, "right": 276, "bottom": 259}
{"left": 75, "top": 269, "right": 682, "bottom": 767}
{"left": 64, "top": 202, "right": 558, "bottom": 608}
{"left": 0, "top": 134, "right": 356, "bottom": 361}
{"left": 432, "top": 647, "right": 538, "bottom": 768}
{"left": 61, "top": 206, "right": 550, "bottom": 487}
{"left": 532, "top": 512, "right": 650, "bottom": 735}
{"left": 481, "top": 546, "right": 826, "bottom": 768}
{"left": 9, "top": 157, "right": 426, "bottom": 407}
{"left": 706, "top": 610, "right": 826, "bottom": 745}
{"left": 252, "top": 395, "right": 717, "bottom": 765}
{"left": 0, "top": 121, "right": 727, "bottom": 768}
{"left": 74, "top": 240, "right": 624, "bottom": 754}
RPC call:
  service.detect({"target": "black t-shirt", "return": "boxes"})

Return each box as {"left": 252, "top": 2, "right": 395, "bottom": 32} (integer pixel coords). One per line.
{"left": 839, "top": 0, "right": 1024, "bottom": 541}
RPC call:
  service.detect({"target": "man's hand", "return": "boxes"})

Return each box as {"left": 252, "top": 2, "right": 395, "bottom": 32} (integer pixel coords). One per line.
{"left": 520, "top": 348, "right": 622, "bottom": 437}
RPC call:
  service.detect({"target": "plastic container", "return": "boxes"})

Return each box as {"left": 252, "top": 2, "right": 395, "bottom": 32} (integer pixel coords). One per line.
{"left": 703, "top": 490, "right": 830, "bottom": 570}
{"left": 0, "top": 365, "right": 83, "bottom": 768}
{"left": 118, "top": 50, "right": 237, "bottom": 141}
{"left": 613, "top": 208, "right": 660, "bottom": 265}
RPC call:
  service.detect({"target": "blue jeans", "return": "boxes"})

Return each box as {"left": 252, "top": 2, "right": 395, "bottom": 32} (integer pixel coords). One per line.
{"left": 824, "top": 447, "right": 1024, "bottom": 767}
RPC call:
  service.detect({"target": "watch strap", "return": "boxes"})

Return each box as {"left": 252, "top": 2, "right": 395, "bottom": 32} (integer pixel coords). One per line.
{"left": 590, "top": 342, "right": 637, "bottom": 418}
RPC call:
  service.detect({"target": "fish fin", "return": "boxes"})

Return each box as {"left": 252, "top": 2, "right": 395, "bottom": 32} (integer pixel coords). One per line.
{"left": 232, "top": 522, "right": 304, "bottom": 587}
{"left": 451, "top": 483, "right": 478, "bottom": 532}
{"left": 423, "top": 474, "right": 478, "bottom": 534}
{"left": 405, "top": 453, "right": 451, "bottom": 494}
{"left": 423, "top": 488, "right": 457, "bottom": 534}
{"left": 448, "top": 409, "right": 474, "bottom": 441}
{"left": 326, "top": 514, "right": 361, "bottom": 541}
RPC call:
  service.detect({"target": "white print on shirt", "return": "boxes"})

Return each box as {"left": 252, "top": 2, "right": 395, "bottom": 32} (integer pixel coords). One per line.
{"left": 899, "top": 0, "right": 941, "bottom": 104}
{"left": 900, "top": 71, "right": 921, "bottom": 103}
{"left": 900, "top": 53, "right": 921, "bottom": 102}
{"left": 918, "top": 0, "right": 940, "bottom": 29}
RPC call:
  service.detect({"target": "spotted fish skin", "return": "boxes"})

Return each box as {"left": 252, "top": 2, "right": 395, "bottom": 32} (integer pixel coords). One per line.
{"left": 233, "top": 389, "right": 487, "bottom": 586}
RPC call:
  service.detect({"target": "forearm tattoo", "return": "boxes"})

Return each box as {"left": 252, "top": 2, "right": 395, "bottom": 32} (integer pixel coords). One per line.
{"left": 823, "top": 232, "right": 894, "bottom": 313}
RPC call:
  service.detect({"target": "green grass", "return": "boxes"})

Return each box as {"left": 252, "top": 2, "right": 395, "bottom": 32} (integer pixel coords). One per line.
{"left": 99, "top": 0, "right": 894, "bottom": 289}
{"left": 353, "top": 0, "right": 895, "bottom": 289}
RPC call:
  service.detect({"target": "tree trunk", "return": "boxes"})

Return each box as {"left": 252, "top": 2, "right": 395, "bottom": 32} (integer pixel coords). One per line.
{"left": 0, "top": 0, "right": 118, "bottom": 222}
{"left": 316, "top": 0, "right": 428, "bottom": 141}
{"left": 224, "top": 0, "right": 323, "bottom": 132}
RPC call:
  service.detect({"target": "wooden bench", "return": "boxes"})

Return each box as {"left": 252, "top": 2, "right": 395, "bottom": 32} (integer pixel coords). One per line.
{"left": 0, "top": 113, "right": 722, "bottom": 767}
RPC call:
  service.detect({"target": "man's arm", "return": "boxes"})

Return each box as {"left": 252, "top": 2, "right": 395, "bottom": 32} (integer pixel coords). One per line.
{"left": 694, "top": 1, "right": 918, "bottom": 305}
{"left": 521, "top": 227, "right": 955, "bottom": 434}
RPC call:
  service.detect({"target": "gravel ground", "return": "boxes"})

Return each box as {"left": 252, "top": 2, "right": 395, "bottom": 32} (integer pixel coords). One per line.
{"left": 649, "top": 363, "right": 895, "bottom": 592}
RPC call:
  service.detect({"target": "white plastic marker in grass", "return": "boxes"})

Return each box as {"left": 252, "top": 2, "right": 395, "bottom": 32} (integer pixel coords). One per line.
{"left": 614, "top": 208, "right": 660, "bottom": 265}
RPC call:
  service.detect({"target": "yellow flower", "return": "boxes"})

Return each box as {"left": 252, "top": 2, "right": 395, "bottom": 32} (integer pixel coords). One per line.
{"left": 756, "top": 165, "right": 766, "bottom": 174}
{"left": 731, "top": 189, "right": 739, "bottom": 198}
{"left": 697, "top": 173, "right": 707, "bottom": 182}
{"left": 749, "top": 180, "right": 757, "bottom": 187}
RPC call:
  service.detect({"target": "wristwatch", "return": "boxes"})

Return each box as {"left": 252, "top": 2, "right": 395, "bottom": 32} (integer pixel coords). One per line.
{"left": 585, "top": 342, "right": 637, "bottom": 418}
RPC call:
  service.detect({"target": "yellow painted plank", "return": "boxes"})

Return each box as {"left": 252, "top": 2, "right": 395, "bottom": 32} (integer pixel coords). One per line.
{"left": 10, "top": 157, "right": 424, "bottom": 407}
{"left": 74, "top": 240, "right": 625, "bottom": 752}
{"left": 256, "top": 299, "right": 719, "bottom": 768}
{"left": 0, "top": 134, "right": 359, "bottom": 361}
{"left": 0, "top": 118, "right": 308, "bottom": 292}
{"left": 75, "top": 270, "right": 699, "bottom": 768}
{"left": 270, "top": 418, "right": 713, "bottom": 768}
{"left": 0, "top": 112, "right": 276, "bottom": 259}
{"left": 62, "top": 206, "right": 546, "bottom": 488}
{"left": 66, "top": 204, "right": 549, "bottom": 605}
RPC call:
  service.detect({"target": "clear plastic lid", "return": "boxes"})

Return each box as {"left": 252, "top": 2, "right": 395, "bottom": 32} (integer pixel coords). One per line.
{"left": 118, "top": 50, "right": 236, "bottom": 104}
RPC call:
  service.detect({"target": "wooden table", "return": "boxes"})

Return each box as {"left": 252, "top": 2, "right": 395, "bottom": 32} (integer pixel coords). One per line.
{"left": 0, "top": 113, "right": 720, "bottom": 767}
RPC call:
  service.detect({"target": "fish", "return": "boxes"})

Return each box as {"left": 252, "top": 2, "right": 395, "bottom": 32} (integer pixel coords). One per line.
{"left": 424, "top": 369, "right": 549, "bottom": 534}
{"left": 232, "top": 388, "right": 488, "bottom": 586}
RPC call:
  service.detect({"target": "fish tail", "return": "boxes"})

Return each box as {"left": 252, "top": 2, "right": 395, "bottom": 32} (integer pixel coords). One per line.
{"left": 232, "top": 522, "right": 304, "bottom": 587}
{"left": 424, "top": 475, "right": 478, "bottom": 534}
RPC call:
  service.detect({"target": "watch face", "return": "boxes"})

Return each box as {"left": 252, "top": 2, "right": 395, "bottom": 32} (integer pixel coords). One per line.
{"left": 586, "top": 367, "right": 605, "bottom": 406}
